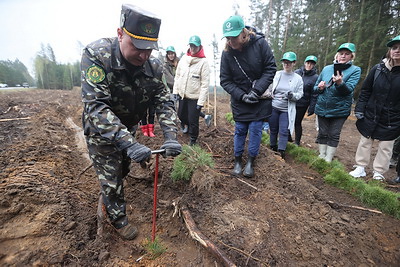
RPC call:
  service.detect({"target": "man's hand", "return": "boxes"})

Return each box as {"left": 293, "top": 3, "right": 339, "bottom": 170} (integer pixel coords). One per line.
{"left": 287, "top": 91, "right": 294, "bottom": 100}
{"left": 242, "top": 91, "right": 259, "bottom": 104}
{"left": 126, "top": 142, "right": 152, "bottom": 163}
{"left": 160, "top": 140, "right": 182, "bottom": 157}
{"left": 355, "top": 112, "right": 364, "bottom": 120}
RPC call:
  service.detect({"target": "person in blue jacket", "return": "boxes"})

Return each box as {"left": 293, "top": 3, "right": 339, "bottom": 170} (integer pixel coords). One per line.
{"left": 220, "top": 15, "right": 276, "bottom": 178}
{"left": 314, "top": 43, "right": 361, "bottom": 162}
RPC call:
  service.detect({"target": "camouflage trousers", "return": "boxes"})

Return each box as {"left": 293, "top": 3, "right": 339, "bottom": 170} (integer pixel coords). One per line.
{"left": 86, "top": 136, "right": 132, "bottom": 229}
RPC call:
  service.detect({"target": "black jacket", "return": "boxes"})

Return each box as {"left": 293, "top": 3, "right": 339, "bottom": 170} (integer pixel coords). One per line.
{"left": 220, "top": 29, "right": 277, "bottom": 122}
{"left": 355, "top": 60, "right": 400, "bottom": 140}
{"left": 294, "top": 66, "right": 319, "bottom": 113}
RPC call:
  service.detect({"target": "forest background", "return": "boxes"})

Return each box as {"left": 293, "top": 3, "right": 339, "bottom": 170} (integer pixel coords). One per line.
{"left": 0, "top": 0, "right": 399, "bottom": 95}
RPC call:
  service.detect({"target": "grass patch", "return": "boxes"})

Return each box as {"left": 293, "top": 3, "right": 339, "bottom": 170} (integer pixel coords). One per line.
{"left": 143, "top": 237, "right": 166, "bottom": 259}
{"left": 171, "top": 144, "right": 214, "bottom": 182}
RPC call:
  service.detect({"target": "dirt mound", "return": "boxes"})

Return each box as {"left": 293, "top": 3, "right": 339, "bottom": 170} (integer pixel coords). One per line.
{"left": 0, "top": 89, "right": 399, "bottom": 266}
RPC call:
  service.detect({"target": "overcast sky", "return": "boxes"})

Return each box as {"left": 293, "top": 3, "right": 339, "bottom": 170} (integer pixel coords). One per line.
{"left": 0, "top": 0, "right": 251, "bottom": 75}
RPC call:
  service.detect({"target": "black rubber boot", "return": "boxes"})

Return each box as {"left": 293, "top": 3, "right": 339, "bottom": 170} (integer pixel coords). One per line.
{"left": 278, "top": 149, "right": 286, "bottom": 159}
{"left": 243, "top": 156, "right": 255, "bottom": 178}
{"left": 270, "top": 145, "right": 278, "bottom": 152}
{"left": 232, "top": 156, "right": 242, "bottom": 176}
{"left": 189, "top": 137, "right": 197, "bottom": 146}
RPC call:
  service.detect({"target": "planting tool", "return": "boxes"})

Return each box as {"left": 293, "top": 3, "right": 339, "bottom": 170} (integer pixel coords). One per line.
{"left": 151, "top": 149, "right": 165, "bottom": 242}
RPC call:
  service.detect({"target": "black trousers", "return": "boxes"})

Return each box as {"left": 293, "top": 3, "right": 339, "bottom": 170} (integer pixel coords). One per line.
{"left": 294, "top": 106, "right": 308, "bottom": 144}
{"left": 178, "top": 98, "right": 200, "bottom": 140}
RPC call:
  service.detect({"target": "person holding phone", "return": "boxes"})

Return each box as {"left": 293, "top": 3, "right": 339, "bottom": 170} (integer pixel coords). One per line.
{"left": 313, "top": 43, "right": 361, "bottom": 162}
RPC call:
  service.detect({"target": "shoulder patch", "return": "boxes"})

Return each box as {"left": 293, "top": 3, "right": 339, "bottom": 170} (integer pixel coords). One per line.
{"left": 86, "top": 65, "right": 105, "bottom": 83}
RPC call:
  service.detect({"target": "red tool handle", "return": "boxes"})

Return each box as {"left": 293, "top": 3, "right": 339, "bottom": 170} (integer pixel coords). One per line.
{"left": 151, "top": 153, "right": 160, "bottom": 242}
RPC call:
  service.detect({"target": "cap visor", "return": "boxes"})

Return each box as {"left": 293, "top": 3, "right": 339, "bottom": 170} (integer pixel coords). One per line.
{"left": 387, "top": 40, "right": 400, "bottom": 47}
{"left": 223, "top": 29, "right": 242, "bottom": 38}
{"left": 131, "top": 38, "right": 158, "bottom": 50}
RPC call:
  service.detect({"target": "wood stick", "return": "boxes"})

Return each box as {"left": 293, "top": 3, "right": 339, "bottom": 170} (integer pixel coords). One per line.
{"left": 0, "top": 117, "right": 31, "bottom": 122}
{"left": 326, "top": 200, "right": 382, "bottom": 214}
{"left": 219, "top": 241, "right": 267, "bottom": 265}
{"left": 78, "top": 163, "right": 93, "bottom": 180}
{"left": 236, "top": 178, "right": 259, "bottom": 191}
{"left": 180, "top": 204, "right": 237, "bottom": 267}
{"left": 97, "top": 194, "right": 104, "bottom": 237}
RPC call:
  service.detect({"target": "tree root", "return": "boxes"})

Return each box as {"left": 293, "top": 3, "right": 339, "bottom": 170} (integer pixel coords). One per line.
{"left": 327, "top": 200, "right": 382, "bottom": 214}
{"left": 180, "top": 204, "right": 237, "bottom": 267}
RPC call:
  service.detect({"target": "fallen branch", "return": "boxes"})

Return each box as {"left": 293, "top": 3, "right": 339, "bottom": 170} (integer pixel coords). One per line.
{"left": 0, "top": 117, "right": 31, "bottom": 122}
{"left": 219, "top": 241, "right": 268, "bottom": 266}
{"left": 97, "top": 194, "right": 104, "bottom": 237}
{"left": 326, "top": 200, "right": 382, "bottom": 214}
{"left": 236, "top": 178, "right": 259, "bottom": 191}
{"left": 180, "top": 204, "right": 237, "bottom": 267}
{"left": 77, "top": 163, "right": 93, "bottom": 180}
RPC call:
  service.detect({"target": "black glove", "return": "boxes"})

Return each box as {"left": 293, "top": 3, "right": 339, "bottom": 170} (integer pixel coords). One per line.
{"left": 126, "top": 142, "right": 152, "bottom": 163}
{"left": 242, "top": 91, "right": 259, "bottom": 104}
{"left": 160, "top": 140, "right": 182, "bottom": 157}
{"left": 355, "top": 112, "right": 364, "bottom": 120}
{"left": 287, "top": 91, "right": 294, "bottom": 100}
{"left": 196, "top": 105, "right": 203, "bottom": 111}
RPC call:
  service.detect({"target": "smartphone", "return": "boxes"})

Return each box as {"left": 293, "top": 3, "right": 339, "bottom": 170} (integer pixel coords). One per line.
{"left": 334, "top": 64, "right": 345, "bottom": 76}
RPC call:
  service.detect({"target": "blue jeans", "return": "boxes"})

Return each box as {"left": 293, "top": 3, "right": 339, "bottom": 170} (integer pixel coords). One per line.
{"left": 269, "top": 108, "right": 289, "bottom": 151}
{"left": 234, "top": 120, "right": 263, "bottom": 157}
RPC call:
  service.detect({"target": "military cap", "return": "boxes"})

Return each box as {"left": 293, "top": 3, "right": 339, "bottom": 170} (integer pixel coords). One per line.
{"left": 120, "top": 4, "right": 161, "bottom": 50}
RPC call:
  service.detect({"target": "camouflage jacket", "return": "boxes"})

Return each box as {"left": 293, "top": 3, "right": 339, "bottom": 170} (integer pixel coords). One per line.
{"left": 81, "top": 37, "right": 178, "bottom": 151}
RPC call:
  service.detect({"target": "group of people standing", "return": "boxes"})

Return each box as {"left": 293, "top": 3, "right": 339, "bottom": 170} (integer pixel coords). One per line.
{"left": 80, "top": 3, "right": 400, "bottom": 240}
{"left": 219, "top": 15, "right": 400, "bottom": 184}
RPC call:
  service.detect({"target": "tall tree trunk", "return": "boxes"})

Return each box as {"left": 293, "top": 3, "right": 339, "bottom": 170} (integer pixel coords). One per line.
{"left": 367, "top": 0, "right": 383, "bottom": 72}
{"left": 265, "top": 0, "right": 273, "bottom": 39}
{"left": 282, "top": 0, "right": 293, "bottom": 52}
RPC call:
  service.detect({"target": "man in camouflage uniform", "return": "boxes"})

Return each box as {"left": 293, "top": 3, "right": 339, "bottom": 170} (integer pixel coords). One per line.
{"left": 81, "top": 4, "right": 182, "bottom": 240}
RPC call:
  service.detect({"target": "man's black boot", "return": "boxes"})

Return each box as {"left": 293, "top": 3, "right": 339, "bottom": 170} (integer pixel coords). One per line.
{"left": 393, "top": 176, "right": 400, "bottom": 184}
{"left": 189, "top": 137, "right": 197, "bottom": 146}
{"left": 232, "top": 156, "right": 242, "bottom": 176}
{"left": 278, "top": 149, "right": 286, "bottom": 159}
{"left": 243, "top": 156, "right": 255, "bottom": 178}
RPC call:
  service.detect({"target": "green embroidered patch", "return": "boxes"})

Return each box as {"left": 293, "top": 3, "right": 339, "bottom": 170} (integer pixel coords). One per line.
{"left": 86, "top": 65, "right": 105, "bottom": 83}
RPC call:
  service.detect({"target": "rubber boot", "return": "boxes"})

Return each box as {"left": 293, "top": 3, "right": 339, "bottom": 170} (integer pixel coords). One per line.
{"left": 318, "top": 144, "right": 327, "bottom": 159}
{"left": 325, "top": 146, "right": 337, "bottom": 163}
{"left": 232, "top": 156, "right": 242, "bottom": 176}
{"left": 243, "top": 156, "right": 255, "bottom": 178}
{"left": 147, "top": 124, "right": 155, "bottom": 137}
{"left": 278, "top": 149, "right": 286, "bottom": 159}
{"left": 140, "top": 125, "right": 149, "bottom": 136}
{"left": 189, "top": 137, "right": 197, "bottom": 146}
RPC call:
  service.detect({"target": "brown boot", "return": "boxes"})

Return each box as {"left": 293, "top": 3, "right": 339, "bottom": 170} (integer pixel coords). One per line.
{"left": 147, "top": 124, "right": 156, "bottom": 137}
{"left": 115, "top": 223, "right": 138, "bottom": 240}
{"left": 140, "top": 125, "right": 149, "bottom": 136}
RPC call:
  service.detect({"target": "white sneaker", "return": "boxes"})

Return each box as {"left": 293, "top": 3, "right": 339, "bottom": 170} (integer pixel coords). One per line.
{"left": 349, "top": 165, "right": 366, "bottom": 178}
{"left": 373, "top": 171, "right": 385, "bottom": 181}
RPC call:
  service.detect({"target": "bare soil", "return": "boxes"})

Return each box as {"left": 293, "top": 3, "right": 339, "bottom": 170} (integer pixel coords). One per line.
{"left": 0, "top": 88, "right": 399, "bottom": 267}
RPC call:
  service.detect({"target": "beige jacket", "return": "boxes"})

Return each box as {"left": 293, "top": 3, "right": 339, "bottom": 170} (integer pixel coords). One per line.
{"left": 172, "top": 54, "right": 210, "bottom": 106}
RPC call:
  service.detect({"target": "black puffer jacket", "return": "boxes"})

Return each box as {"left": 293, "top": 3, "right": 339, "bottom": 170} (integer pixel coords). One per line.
{"left": 355, "top": 59, "right": 400, "bottom": 140}
{"left": 294, "top": 66, "right": 318, "bottom": 113}
{"left": 220, "top": 28, "right": 277, "bottom": 122}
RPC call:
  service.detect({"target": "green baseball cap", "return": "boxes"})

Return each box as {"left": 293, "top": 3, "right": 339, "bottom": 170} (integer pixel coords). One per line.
{"left": 386, "top": 35, "right": 400, "bottom": 47}
{"left": 281, "top": 52, "right": 297, "bottom": 62}
{"left": 166, "top": 46, "right": 175, "bottom": 52}
{"left": 222, "top": 15, "right": 245, "bottom": 37}
{"left": 304, "top": 55, "right": 317, "bottom": 63}
{"left": 188, "top": 35, "right": 201, "bottom": 46}
{"left": 337, "top": 43, "right": 356, "bottom": 53}
{"left": 120, "top": 4, "right": 161, "bottom": 50}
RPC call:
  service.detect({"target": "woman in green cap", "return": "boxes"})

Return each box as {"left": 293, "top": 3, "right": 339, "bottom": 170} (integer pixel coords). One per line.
{"left": 220, "top": 15, "right": 277, "bottom": 178}
{"left": 349, "top": 35, "right": 400, "bottom": 182}
{"left": 313, "top": 42, "right": 361, "bottom": 162}
{"left": 268, "top": 51, "right": 304, "bottom": 159}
